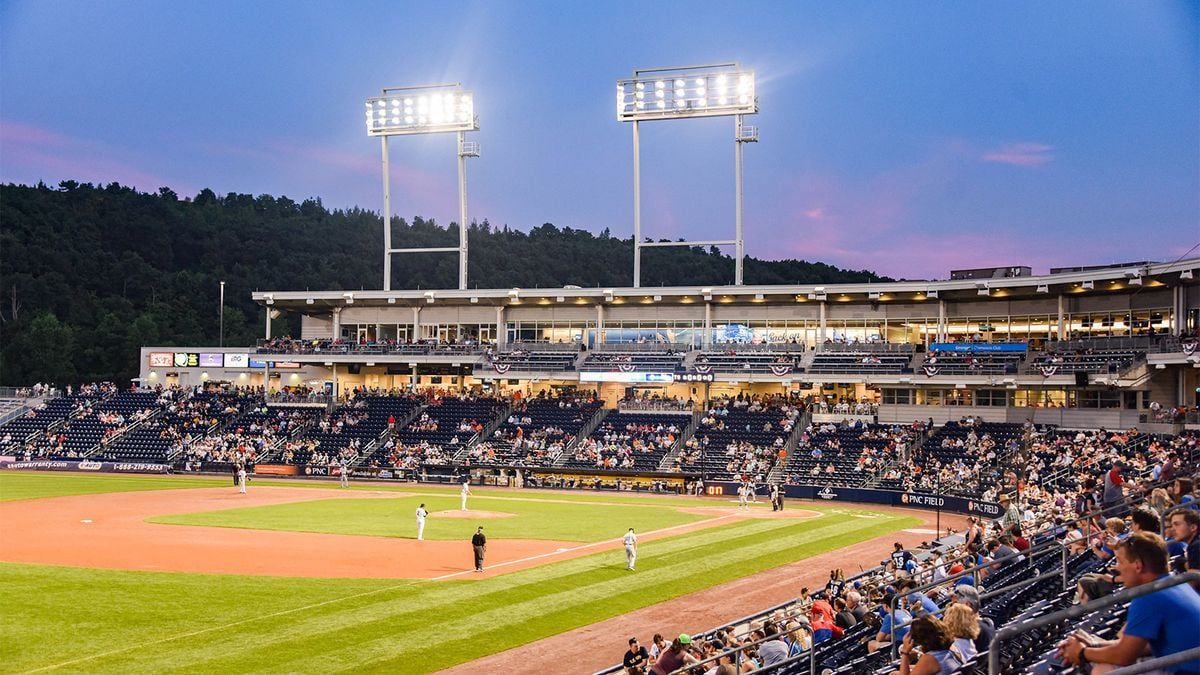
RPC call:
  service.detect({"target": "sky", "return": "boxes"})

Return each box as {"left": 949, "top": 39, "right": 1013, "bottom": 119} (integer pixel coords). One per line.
{"left": 1, "top": 0, "right": 1197, "bottom": 280}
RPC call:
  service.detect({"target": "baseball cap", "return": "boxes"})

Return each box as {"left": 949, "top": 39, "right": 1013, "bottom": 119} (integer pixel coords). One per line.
{"left": 677, "top": 633, "right": 692, "bottom": 645}
{"left": 948, "top": 563, "right": 965, "bottom": 575}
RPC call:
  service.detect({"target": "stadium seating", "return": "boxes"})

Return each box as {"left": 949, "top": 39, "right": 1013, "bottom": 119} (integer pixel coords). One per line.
{"left": 808, "top": 344, "right": 914, "bottom": 374}
{"left": 564, "top": 411, "right": 690, "bottom": 471}
{"left": 473, "top": 395, "right": 603, "bottom": 466}
{"left": 680, "top": 396, "right": 798, "bottom": 480}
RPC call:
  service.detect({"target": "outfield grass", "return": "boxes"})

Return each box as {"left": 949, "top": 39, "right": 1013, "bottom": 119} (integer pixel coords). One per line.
{"left": 0, "top": 472, "right": 226, "bottom": 502}
{"left": 0, "top": 511, "right": 918, "bottom": 673}
{"left": 151, "top": 494, "right": 711, "bottom": 542}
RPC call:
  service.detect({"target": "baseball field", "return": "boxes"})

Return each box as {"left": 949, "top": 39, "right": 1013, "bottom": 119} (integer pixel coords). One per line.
{"left": 0, "top": 472, "right": 921, "bottom": 673}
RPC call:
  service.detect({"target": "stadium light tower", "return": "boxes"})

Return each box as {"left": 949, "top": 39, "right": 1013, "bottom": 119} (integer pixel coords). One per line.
{"left": 617, "top": 63, "right": 758, "bottom": 287}
{"left": 365, "top": 83, "right": 479, "bottom": 291}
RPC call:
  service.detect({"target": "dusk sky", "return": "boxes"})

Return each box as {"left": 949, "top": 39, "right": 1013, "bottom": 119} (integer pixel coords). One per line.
{"left": 1, "top": 0, "right": 1197, "bottom": 280}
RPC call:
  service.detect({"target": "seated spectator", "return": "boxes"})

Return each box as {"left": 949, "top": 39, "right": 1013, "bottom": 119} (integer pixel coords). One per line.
{"left": 1058, "top": 532, "right": 1200, "bottom": 672}
{"left": 649, "top": 634, "right": 698, "bottom": 675}
{"left": 623, "top": 637, "right": 649, "bottom": 675}
{"left": 868, "top": 593, "right": 912, "bottom": 653}
{"left": 893, "top": 615, "right": 964, "bottom": 675}
{"left": 941, "top": 602, "right": 979, "bottom": 662}
{"left": 947, "top": 584, "right": 993, "bottom": 655}
{"left": 756, "top": 621, "right": 789, "bottom": 666}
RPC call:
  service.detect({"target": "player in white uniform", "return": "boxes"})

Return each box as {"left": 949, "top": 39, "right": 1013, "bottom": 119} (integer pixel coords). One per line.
{"left": 737, "top": 483, "right": 749, "bottom": 510}
{"left": 237, "top": 464, "right": 248, "bottom": 494}
{"left": 623, "top": 527, "right": 638, "bottom": 570}
{"left": 460, "top": 479, "right": 471, "bottom": 511}
{"left": 339, "top": 456, "right": 350, "bottom": 488}
{"left": 415, "top": 503, "right": 428, "bottom": 540}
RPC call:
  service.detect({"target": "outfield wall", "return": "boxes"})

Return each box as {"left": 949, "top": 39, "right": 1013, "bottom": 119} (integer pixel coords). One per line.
{"left": 708, "top": 481, "right": 1004, "bottom": 518}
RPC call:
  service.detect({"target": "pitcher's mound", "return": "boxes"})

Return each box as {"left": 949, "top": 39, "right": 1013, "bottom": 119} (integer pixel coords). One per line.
{"left": 430, "top": 509, "right": 516, "bottom": 519}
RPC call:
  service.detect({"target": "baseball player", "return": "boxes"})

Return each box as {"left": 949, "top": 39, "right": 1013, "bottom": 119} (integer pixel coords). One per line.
{"left": 623, "top": 527, "right": 638, "bottom": 571}
{"left": 415, "top": 502, "right": 428, "bottom": 540}
{"left": 339, "top": 455, "right": 350, "bottom": 488}
{"left": 237, "top": 462, "right": 248, "bottom": 494}
{"left": 737, "top": 482, "right": 749, "bottom": 510}
{"left": 460, "top": 478, "right": 471, "bottom": 511}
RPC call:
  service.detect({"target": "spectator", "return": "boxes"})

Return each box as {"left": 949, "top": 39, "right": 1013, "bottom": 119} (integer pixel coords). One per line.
{"left": 845, "top": 590, "right": 869, "bottom": 623}
{"left": 941, "top": 601, "right": 980, "bottom": 662}
{"left": 1168, "top": 508, "right": 1200, "bottom": 580}
{"left": 894, "top": 615, "right": 964, "bottom": 675}
{"left": 947, "top": 584, "right": 993, "bottom": 655}
{"left": 834, "top": 597, "right": 857, "bottom": 630}
{"left": 1058, "top": 532, "right": 1200, "bottom": 672}
{"left": 623, "top": 637, "right": 649, "bottom": 675}
{"left": 649, "top": 635, "right": 698, "bottom": 675}
{"left": 868, "top": 593, "right": 912, "bottom": 653}
{"left": 756, "top": 621, "right": 789, "bottom": 666}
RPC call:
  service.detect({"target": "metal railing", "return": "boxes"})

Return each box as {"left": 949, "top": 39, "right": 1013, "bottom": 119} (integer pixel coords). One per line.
{"left": 888, "top": 538, "right": 1070, "bottom": 654}
{"left": 1109, "top": 646, "right": 1200, "bottom": 675}
{"left": 987, "top": 571, "right": 1200, "bottom": 675}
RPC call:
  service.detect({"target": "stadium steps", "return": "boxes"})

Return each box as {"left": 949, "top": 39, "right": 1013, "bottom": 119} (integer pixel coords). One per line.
{"left": 351, "top": 401, "right": 427, "bottom": 467}
{"left": 768, "top": 409, "right": 809, "bottom": 483}
{"left": 456, "top": 399, "right": 515, "bottom": 463}
{"left": 555, "top": 407, "right": 610, "bottom": 466}
{"left": 656, "top": 409, "right": 703, "bottom": 470}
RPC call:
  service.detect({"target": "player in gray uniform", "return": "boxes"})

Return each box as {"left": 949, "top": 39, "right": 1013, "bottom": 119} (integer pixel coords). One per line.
{"left": 623, "top": 528, "right": 638, "bottom": 570}
{"left": 339, "top": 455, "right": 350, "bottom": 488}
{"left": 415, "top": 503, "right": 428, "bottom": 540}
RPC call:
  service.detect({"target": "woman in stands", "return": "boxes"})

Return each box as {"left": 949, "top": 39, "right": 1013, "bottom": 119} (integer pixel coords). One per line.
{"left": 894, "top": 615, "right": 964, "bottom": 675}
{"left": 941, "top": 603, "right": 980, "bottom": 662}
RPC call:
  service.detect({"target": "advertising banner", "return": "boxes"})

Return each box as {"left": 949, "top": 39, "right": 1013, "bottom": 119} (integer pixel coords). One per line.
{"left": 929, "top": 342, "right": 1027, "bottom": 353}
{"left": 174, "top": 352, "right": 200, "bottom": 367}
{"left": 254, "top": 464, "right": 299, "bottom": 476}
{"left": 223, "top": 353, "right": 249, "bottom": 368}
{"left": 0, "top": 460, "right": 171, "bottom": 474}
{"left": 149, "top": 352, "right": 174, "bottom": 368}
{"left": 579, "top": 371, "right": 675, "bottom": 383}
{"left": 708, "top": 481, "right": 1002, "bottom": 517}
{"left": 198, "top": 353, "right": 223, "bottom": 368}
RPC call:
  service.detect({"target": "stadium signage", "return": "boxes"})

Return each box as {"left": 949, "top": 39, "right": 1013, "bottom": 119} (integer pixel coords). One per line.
{"left": 254, "top": 464, "right": 299, "bottom": 476}
{"left": 174, "top": 352, "right": 200, "bottom": 367}
{"left": 199, "top": 353, "right": 223, "bottom": 368}
{"left": 0, "top": 460, "right": 170, "bottom": 474}
{"left": 900, "top": 492, "right": 945, "bottom": 507}
{"left": 223, "top": 353, "right": 249, "bottom": 368}
{"left": 929, "top": 342, "right": 1027, "bottom": 353}
{"left": 149, "top": 352, "right": 174, "bottom": 368}
{"left": 579, "top": 372, "right": 675, "bottom": 383}
{"left": 679, "top": 373, "right": 714, "bottom": 382}
{"left": 710, "top": 482, "right": 1001, "bottom": 517}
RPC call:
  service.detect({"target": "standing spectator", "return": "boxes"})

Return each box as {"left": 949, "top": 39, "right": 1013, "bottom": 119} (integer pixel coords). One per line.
{"left": 1058, "top": 533, "right": 1200, "bottom": 672}
{"left": 1102, "top": 462, "right": 1128, "bottom": 516}
{"left": 997, "top": 493, "right": 1021, "bottom": 535}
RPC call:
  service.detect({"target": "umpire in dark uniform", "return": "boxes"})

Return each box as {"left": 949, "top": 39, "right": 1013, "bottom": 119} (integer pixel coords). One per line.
{"left": 472, "top": 526, "right": 487, "bottom": 572}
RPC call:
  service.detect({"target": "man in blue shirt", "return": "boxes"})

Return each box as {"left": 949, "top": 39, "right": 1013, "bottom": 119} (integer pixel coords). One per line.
{"left": 1059, "top": 532, "right": 1200, "bottom": 673}
{"left": 868, "top": 593, "right": 912, "bottom": 653}
{"left": 897, "top": 579, "right": 940, "bottom": 617}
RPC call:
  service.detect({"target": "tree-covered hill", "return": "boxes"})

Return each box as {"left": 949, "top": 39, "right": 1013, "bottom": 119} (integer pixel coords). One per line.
{"left": 0, "top": 181, "right": 887, "bottom": 385}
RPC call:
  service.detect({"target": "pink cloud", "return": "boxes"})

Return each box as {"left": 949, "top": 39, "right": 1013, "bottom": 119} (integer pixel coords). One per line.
{"left": 0, "top": 119, "right": 186, "bottom": 193}
{"left": 981, "top": 142, "right": 1054, "bottom": 167}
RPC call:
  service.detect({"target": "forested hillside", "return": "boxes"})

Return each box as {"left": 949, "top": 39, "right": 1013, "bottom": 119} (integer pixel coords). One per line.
{"left": 0, "top": 181, "right": 886, "bottom": 384}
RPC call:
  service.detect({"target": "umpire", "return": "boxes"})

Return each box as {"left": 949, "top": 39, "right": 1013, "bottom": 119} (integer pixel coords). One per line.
{"left": 472, "top": 526, "right": 487, "bottom": 572}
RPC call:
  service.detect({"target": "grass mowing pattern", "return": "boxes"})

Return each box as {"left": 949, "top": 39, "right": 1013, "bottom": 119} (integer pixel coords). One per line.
{"left": 0, "top": 472, "right": 226, "bottom": 501}
{"left": 150, "top": 495, "right": 711, "bottom": 542}
{"left": 1, "top": 513, "right": 917, "bottom": 673}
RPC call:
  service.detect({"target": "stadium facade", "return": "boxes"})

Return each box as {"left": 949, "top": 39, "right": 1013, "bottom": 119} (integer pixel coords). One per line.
{"left": 139, "top": 257, "right": 1200, "bottom": 429}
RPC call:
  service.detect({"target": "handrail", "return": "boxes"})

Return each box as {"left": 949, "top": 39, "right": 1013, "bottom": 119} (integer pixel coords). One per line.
{"left": 889, "top": 537, "right": 1068, "bottom": 654}
{"left": 1108, "top": 646, "right": 1200, "bottom": 675}
{"left": 987, "top": 571, "right": 1200, "bottom": 675}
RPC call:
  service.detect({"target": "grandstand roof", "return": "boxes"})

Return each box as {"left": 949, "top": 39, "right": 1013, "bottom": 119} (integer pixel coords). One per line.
{"left": 252, "top": 258, "right": 1198, "bottom": 311}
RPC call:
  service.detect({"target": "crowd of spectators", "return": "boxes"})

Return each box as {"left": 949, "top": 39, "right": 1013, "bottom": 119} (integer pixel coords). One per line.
{"left": 617, "top": 429, "right": 1200, "bottom": 675}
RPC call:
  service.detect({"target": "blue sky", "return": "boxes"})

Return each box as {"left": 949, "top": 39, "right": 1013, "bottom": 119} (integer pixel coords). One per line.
{"left": 1, "top": 0, "right": 1197, "bottom": 279}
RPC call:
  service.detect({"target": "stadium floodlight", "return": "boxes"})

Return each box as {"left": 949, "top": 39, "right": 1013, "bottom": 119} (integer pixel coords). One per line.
{"left": 617, "top": 63, "right": 758, "bottom": 287}
{"left": 365, "top": 83, "right": 479, "bottom": 291}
